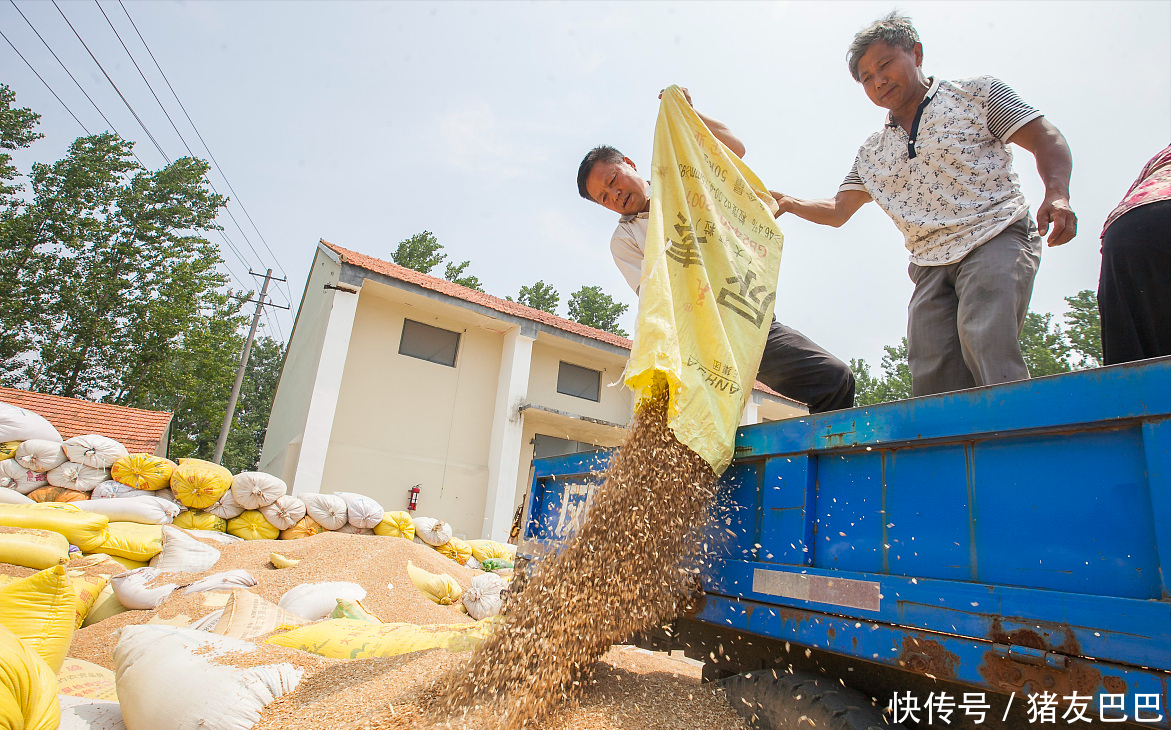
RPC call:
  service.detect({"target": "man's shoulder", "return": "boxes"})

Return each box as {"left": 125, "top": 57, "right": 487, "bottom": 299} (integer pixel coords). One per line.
{"left": 940, "top": 75, "right": 1002, "bottom": 98}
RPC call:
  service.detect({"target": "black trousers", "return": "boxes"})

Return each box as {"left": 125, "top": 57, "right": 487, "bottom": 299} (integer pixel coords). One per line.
{"left": 755, "top": 319, "right": 855, "bottom": 413}
{"left": 1099, "top": 199, "right": 1171, "bottom": 365}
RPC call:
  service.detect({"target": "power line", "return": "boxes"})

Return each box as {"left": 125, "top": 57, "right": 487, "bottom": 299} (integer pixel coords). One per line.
{"left": 0, "top": 25, "right": 90, "bottom": 134}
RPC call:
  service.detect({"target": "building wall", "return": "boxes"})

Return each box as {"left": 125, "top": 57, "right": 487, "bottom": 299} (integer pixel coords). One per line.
{"left": 258, "top": 248, "right": 342, "bottom": 484}
{"left": 526, "top": 335, "right": 633, "bottom": 425}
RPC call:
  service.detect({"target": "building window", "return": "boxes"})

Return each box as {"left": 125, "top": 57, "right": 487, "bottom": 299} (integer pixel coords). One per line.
{"left": 399, "top": 319, "right": 460, "bottom": 367}
{"left": 532, "top": 434, "right": 602, "bottom": 459}
{"left": 557, "top": 361, "right": 601, "bottom": 402}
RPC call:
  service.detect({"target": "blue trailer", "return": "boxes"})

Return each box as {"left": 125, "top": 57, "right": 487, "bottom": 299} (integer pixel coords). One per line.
{"left": 518, "top": 357, "right": 1171, "bottom": 729}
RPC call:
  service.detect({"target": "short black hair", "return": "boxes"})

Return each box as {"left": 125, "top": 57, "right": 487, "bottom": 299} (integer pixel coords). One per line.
{"left": 577, "top": 145, "right": 625, "bottom": 201}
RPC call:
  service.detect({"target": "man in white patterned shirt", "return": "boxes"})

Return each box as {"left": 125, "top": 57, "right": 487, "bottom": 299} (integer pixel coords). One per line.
{"left": 771, "top": 12, "right": 1077, "bottom": 397}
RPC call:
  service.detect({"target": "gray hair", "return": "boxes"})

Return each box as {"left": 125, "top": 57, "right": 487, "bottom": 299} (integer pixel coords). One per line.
{"left": 847, "top": 11, "right": 920, "bottom": 81}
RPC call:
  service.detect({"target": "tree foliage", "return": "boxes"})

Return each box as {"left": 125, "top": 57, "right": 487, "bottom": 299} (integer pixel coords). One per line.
{"left": 568, "top": 285, "right": 628, "bottom": 337}
{"left": 509, "top": 280, "right": 560, "bottom": 315}
{"left": 390, "top": 230, "right": 445, "bottom": 274}
{"left": 851, "top": 338, "right": 912, "bottom": 406}
{"left": 1063, "top": 289, "right": 1101, "bottom": 368}
{"left": 444, "top": 259, "right": 483, "bottom": 291}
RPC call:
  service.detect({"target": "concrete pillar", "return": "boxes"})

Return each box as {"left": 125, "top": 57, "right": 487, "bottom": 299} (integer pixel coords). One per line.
{"left": 482, "top": 325, "right": 535, "bottom": 540}
{"left": 291, "top": 286, "right": 360, "bottom": 495}
{"left": 740, "top": 392, "right": 761, "bottom": 426}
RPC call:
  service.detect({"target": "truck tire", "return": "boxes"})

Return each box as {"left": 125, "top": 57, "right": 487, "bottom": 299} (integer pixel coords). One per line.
{"left": 723, "top": 669, "right": 904, "bottom": 730}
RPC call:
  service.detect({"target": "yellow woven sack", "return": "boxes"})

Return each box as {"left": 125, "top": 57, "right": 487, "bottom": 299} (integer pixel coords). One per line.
{"left": 80, "top": 583, "right": 126, "bottom": 626}
{"left": 406, "top": 560, "right": 462, "bottom": 605}
{"left": 279, "top": 515, "right": 322, "bottom": 540}
{"left": 0, "top": 526, "right": 69, "bottom": 569}
{"left": 0, "top": 502, "right": 109, "bottom": 553}
{"left": 103, "top": 554, "right": 147, "bottom": 570}
{"left": 227, "top": 510, "right": 279, "bottom": 540}
{"left": 111, "top": 453, "right": 176, "bottom": 491}
{"left": 0, "top": 441, "right": 19, "bottom": 461}
{"left": 56, "top": 656, "right": 118, "bottom": 701}
{"left": 373, "top": 510, "right": 415, "bottom": 539}
{"left": 435, "top": 536, "right": 473, "bottom": 565}
{"left": 0, "top": 624, "right": 60, "bottom": 730}
{"left": 329, "top": 598, "right": 382, "bottom": 623}
{"left": 0, "top": 565, "right": 75, "bottom": 672}
{"left": 625, "top": 86, "right": 784, "bottom": 474}
{"left": 97, "top": 521, "right": 164, "bottom": 561}
{"left": 467, "top": 539, "right": 515, "bottom": 562}
{"left": 266, "top": 618, "right": 495, "bottom": 659}
{"left": 173, "top": 509, "right": 227, "bottom": 532}
{"left": 170, "top": 458, "right": 232, "bottom": 509}
{"left": 2, "top": 569, "right": 113, "bottom": 630}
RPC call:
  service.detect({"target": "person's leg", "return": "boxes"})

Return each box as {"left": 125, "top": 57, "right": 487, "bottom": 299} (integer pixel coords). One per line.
{"left": 953, "top": 218, "right": 1040, "bottom": 387}
{"left": 755, "top": 320, "right": 855, "bottom": 413}
{"left": 907, "top": 261, "right": 974, "bottom": 396}
{"left": 1100, "top": 200, "right": 1171, "bottom": 364}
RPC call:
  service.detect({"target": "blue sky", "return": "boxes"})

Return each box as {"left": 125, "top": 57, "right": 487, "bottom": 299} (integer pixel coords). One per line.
{"left": 4, "top": 0, "right": 1169, "bottom": 367}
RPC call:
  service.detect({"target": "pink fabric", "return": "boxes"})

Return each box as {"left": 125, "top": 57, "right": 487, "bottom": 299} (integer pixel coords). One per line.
{"left": 1102, "top": 145, "right": 1171, "bottom": 237}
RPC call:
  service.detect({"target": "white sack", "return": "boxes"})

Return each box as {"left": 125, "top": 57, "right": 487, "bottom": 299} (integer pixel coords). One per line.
{"left": 259, "top": 495, "right": 304, "bottom": 531}
{"left": 230, "top": 472, "right": 286, "bottom": 510}
{"left": 63, "top": 434, "right": 129, "bottom": 469}
{"left": 462, "top": 573, "right": 507, "bottom": 620}
{"left": 205, "top": 489, "right": 245, "bottom": 520}
{"left": 0, "top": 402, "right": 61, "bottom": 442}
{"left": 334, "top": 491, "right": 384, "bottom": 529}
{"left": 413, "top": 516, "right": 453, "bottom": 546}
{"left": 47, "top": 461, "right": 110, "bottom": 492}
{"left": 182, "top": 569, "right": 257, "bottom": 595}
{"left": 110, "top": 567, "right": 178, "bottom": 610}
{"left": 182, "top": 528, "right": 242, "bottom": 545}
{"left": 149, "top": 525, "right": 221, "bottom": 573}
{"left": 277, "top": 581, "right": 366, "bottom": 621}
{"left": 77, "top": 496, "right": 179, "bottom": 525}
{"left": 94, "top": 482, "right": 186, "bottom": 513}
{"left": 0, "top": 486, "right": 35, "bottom": 504}
{"left": 0, "top": 458, "right": 49, "bottom": 493}
{"left": 15, "top": 438, "right": 68, "bottom": 472}
{"left": 58, "top": 694, "right": 126, "bottom": 730}
{"left": 188, "top": 609, "right": 224, "bottom": 632}
{"left": 113, "top": 625, "right": 303, "bottom": 730}
{"left": 335, "top": 523, "right": 374, "bottom": 535}
{"left": 301, "top": 493, "right": 347, "bottom": 531}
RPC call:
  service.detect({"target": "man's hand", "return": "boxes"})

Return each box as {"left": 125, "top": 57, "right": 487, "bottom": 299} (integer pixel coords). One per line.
{"left": 659, "top": 87, "right": 693, "bottom": 106}
{"left": 769, "top": 191, "right": 796, "bottom": 218}
{"left": 1037, "top": 193, "right": 1077, "bottom": 246}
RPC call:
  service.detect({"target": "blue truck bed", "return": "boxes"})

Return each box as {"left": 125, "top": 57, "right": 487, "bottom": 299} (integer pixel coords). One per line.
{"left": 519, "top": 357, "right": 1171, "bottom": 727}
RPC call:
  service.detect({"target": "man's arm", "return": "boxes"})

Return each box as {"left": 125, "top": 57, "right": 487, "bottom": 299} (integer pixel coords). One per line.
{"left": 665, "top": 87, "right": 747, "bottom": 158}
{"left": 768, "top": 189, "right": 871, "bottom": 227}
{"left": 1008, "top": 117, "right": 1076, "bottom": 246}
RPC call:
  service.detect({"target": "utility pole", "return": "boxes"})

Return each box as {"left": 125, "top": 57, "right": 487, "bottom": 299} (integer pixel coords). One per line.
{"left": 213, "top": 268, "right": 288, "bottom": 465}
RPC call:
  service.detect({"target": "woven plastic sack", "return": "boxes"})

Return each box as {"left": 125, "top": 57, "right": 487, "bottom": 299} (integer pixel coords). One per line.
{"left": 0, "top": 502, "right": 109, "bottom": 552}
{"left": 230, "top": 471, "right": 287, "bottom": 510}
{"left": 170, "top": 458, "right": 232, "bottom": 509}
{"left": 0, "top": 459, "right": 48, "bottom": 493}
{"left": 279, "top": 515, "right": 322, "bottom": 540}
{"left": 412, "top": 516, "right": 452, "bottom": 546}
{"left": 267, "top": 618, "right": 493, "bottom": 660}
{"left": 47, "top": 462, "right": 108, "bottom": 492}
{"left": 27, "top": 485, "right": 89, "bottom": 503}
{"left": 329, "top": 598, "right": 382, "bottom": 623}
{"left": 182, "top": 528, "right": 240, "bottom": 544}
{"left": 259, "top": 495, "right": 305, "bottom": 531}
{"left": 227, "top": 511, "right": 279, "bottom": 541}
{"left": 205, "top": 489, "right": 245, "bottom": 520}
{"left": 173, "top": 510, "right": 227, "bottom": 532}
{"left": 467, "top": 539, "right": 516, "bottom": 562}
{"left": 277, "top": 582, "right": 366, "bottom": 621}
{"left": 99, "top": 522, "right": 164, "bottom": 561}
{"left": 334, "top": 491, "right": 384, "bottom": 529}
{"left": 57, "top": 694, "right": 125, "bottom": 730}
{"left": 462, "top": 573, "right": 507, "bottom": 620}
{"left": 0, "top": 487, "right": 33, "bottom": 504}
{"left": 182, "top": 569, "right": 257, "bottom": 595}
{"left": 0, "top": 402, "right": 60, "bottom": 441}
{"left": 0, "top": 624, "right": 60, "bottom": 730}
{"left": 406, "top": 560, "right": 462, "bottom": 605}
{"left": 0, "top": 440, "right": 19, "bottom": 461}
{"left": 301, "top": 493, "right": 347, "bottom": 530}
{"left": 0, "top": 567, "right": 112, "bottom": 631}
{"left": 624, "top": 86, "right": 784, "bottom": 473}
{"left": 77, "top": 496, "right": 178, "bottom": 525}
{"left": 373, "top": 510, "right": 415, "bottom": 539}
{"left": 57, "top": 657, "right": 118, "bottom": 701}
{"left": 63, "top": 435, "right": 128, "bottom": 470}
{"left": 336, "top": 523, "right": 373, "bottom": 535}
{"left": 211, "top": 589, "right": 310, "bottom": 640}
{"left": 435, "top": 536, "right": 473, "bottom": 565}
{"left": 0, "top": 565, "right": 74, "bottom": 671}
{"left": 110, "top": 567, "right": 178, "bottom": 610}
{"left": 110, "top": 453, "right": 175, "bottom": 491}
{"left": 0, "top": 526, "right": 69, "bottom": 569}
{"left": 14, "top": 439, "right": 67, "bottom": 472}
{"left": 150, "top": 525, "right": 221, "bottom": 573}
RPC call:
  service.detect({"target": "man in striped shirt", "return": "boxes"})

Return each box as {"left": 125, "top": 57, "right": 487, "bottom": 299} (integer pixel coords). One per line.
{"left": 770, "top": 12, "right": 1077, "bottom": 397}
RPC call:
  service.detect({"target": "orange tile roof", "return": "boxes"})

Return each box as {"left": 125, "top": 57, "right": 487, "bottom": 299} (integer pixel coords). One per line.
{"left": 0, "top": 387, "right": 172, "bottom": 454}
{"left": 321, "top": 239, "right": 790, "bottom": 400}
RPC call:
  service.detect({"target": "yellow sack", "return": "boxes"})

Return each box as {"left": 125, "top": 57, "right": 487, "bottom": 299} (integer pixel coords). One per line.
{"left": 406, "top": 560, "right": 462, "bottom": 605}
{"left": 266, "top": 618, "right": 495, "bottom": 659}
{"left": 467, "top": 539, "right": 515, "bottom": 562}
{"left": 0, "top": 624, "right": 60, "bottom": 730}
{"left": 56, "top": 657, "right": 118, "bottom": 701}
{"left": 625, "top": 86, "right": 784, "bottom": 473}
{"left": 373, "top": 510, "right": 415, "bottom": 539}
{"left": 0, "top": 502, "right": 109, "bottom": 553}
{"left": 0, "top": 565, "right": 75, "bottom": 672}
{"left": 111, "top": 453, "right": 176, "bottom": 491}
{"left": 0, "top": 440, "right": 19, "bottom": 461}
{"left": 212, "top": 589, "right": 309, "bottom": 640}
{"left": 173, "top": 509, "right": 227, "bottom": 532}
{"left": 81, "top": 583, "right": 126, "bottom": 626}
{"left": 0, "top": 526, "right": 69, "bottom": 569}
{"left": 170, "top": 458, "right": 232, "bottom": 509}
{"left": 98, "top": 521, "right": 164, "bottom": 561}
{"left": 280, "top": 514, "right": 322, "bottom": 540}
{"left": 435, "top": 536, "right": 473, "bottom": 565}
{"left": 103, "top": 554, "right": 147, "bottom": 570}
{"left": 329, "top": 598, "right": 382, "bottom": 623}
{"left": 227, "top": 510, "right": 279, "bottom": 540}
{"left": 2, "top": 567, "right": 114, "bottom": 630}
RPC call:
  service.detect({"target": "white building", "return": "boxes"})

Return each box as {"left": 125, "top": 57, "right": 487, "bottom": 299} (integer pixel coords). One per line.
{"left": 259, "top": 240, "right": 805, "bottom": 542}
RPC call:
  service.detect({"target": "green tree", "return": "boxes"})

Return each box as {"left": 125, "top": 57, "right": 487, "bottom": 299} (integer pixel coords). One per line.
{"left": 1019, "top": 312, "right": 1072, "bottom": 377}
{"left": 567, "top": 286, "right": 628, "bottom": 337}
{"left": 851, "top": 338, "right": 912, "bottom": 406}
{"left": 218, "top": 335, "right": 285, "bottom": 472}
{"left": 0, "top": 84, "right": 41, "bottom": 197}
{"left": 391, "top": 231, "right": 445, "bottom": 274}
{"left": 509, "top": 280, "right": 560, "bottom": 314}
{"left": 444, "top": 259, "right": 483, "bottom": 291}
{"left": 1063, "top": 289, "right": 1101, "bottom": 368}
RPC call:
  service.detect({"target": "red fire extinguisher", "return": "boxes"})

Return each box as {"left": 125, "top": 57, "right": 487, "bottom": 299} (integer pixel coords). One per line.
{"left": 408, "top": 485, "right": 420, "bottom": 511}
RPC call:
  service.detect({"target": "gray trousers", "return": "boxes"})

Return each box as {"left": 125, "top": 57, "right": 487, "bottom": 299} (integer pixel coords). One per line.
{"left": 907, "top": 217, "right": 1041, "bottom": 397}
{"left": 756, "top": 320, "right": 856, "bottom": 413}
